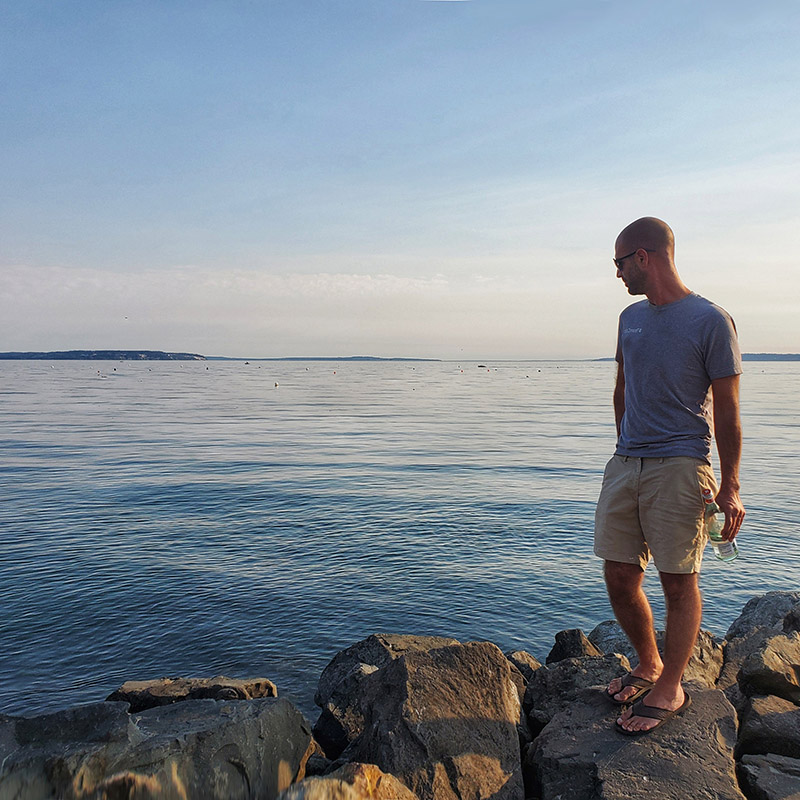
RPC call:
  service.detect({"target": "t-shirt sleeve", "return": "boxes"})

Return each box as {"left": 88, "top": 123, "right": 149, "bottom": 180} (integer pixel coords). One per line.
{"left": 704, "top": 309, "right": 742, "bottom": 380}
{"left": 615, "top": 315, "right": 623, "bottom": 363}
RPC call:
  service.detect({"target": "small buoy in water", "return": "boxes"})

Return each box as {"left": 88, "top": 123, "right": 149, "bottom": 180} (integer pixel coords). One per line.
{"left": 274, "top": 382, "right": 279, "bottom": 387}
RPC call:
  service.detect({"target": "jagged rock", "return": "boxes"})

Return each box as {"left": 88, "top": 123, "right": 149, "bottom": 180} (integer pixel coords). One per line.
{"left": 587, "top": 620, "right": 633, "bottom": 659}
{"left": 736, "top": 695, "right": 800, "bottom": 760}
{"left": 306, "top": 753, "right": 335, "bottom": 777}
{"left": 502, "top": 661, "right": 531, "bottom": 748}
{"left": 587, "top": 620, "right": 723, "bottom": 688}
{"left": 738, "top": 632, "right": 800, "bottom": 703}
{"left": 784, "top": 603, "right": 800, "bottom": 635}
{"left": 523, "top": 653, "right": 630, "bottom": 734}
{"left": 545, "top": 629, "right": 602, "bottom": 664}
{"left": 338, "top": 641, "right": 523, "bottom": 800}
{"left": 726, "top": 592, "right": 800, "bottom": 640}
{"left": 685, "top": 629, "right": 726, "bottom": 688}
{"left": 313, "top": 634, "right": 459, "bottom": 758}
{"left": 719, "top": 592, "right": 800, "bottom": 694}
{"left": 529, "top": 688, "right": 743, "bottom": 800}
{"left": 504, "top": 650, "right": 543, "bottom": 683}
{"left": 506, "top": 661, "right": 526, "bottom": 702}
{"left": 719, "top": 627, "right": 776, "bottom": 691}
{"left": 315, "top": 634, "right": 460, "bottom": 708}
{"left": 738, "top": 754, "right": 800, "bottom": 800}
{"left": 0, "top": 698, "right": 314, "bottom": 800}
{"left": 278, "top": 763, "right": 419, "bottom": 800}
{"left": 107, "top": 675, "right": 278, "bottom": 712}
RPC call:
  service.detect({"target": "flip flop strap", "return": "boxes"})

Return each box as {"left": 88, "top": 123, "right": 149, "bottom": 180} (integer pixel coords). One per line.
{"left": 620, "top": 674, "right": 654, "bottom": 691}
{"left": 629, "top": 700, "right": 673, "bottom": 721}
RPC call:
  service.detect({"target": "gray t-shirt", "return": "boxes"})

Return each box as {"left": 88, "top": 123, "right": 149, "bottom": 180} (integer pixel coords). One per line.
{"left": 615, "top": 292, "right": 742, "bottom": 462}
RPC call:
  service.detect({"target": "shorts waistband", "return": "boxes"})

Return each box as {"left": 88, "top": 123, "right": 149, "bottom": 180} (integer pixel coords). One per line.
{"left": 616, "top": 454, "right": 702, "bottom": 464}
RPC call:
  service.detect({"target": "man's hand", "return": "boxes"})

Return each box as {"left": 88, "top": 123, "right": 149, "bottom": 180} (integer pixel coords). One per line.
{"left": 715, "top": 485, "right": 745, "bottom": 540}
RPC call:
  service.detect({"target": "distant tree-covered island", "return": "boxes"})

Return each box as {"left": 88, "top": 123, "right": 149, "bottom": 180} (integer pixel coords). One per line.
{"left": 0, "top": 350, "right": 206, "bottom": 361}
{"left": 741, "top": 353, "right": 800, "bottom": 361}
{"left": 0, "top": 351, "right": 440, "bottom": 362}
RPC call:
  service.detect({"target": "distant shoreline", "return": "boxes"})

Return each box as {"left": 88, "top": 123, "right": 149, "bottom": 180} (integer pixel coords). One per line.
{"left": 0, "top": 350, "right": 798, "bottom": 362}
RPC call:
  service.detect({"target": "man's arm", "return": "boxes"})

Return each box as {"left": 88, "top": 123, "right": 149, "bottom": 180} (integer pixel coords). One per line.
{"left": 711, "top": 374, "right": 745, "bottom": 540}
{"left": 613, "top": 360, "right": 625, "bottom": 437}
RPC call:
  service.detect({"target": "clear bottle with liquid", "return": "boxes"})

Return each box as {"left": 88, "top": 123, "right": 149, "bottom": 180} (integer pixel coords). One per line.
{"left": 702, "top": 488, "right": 739, "bottom": 562}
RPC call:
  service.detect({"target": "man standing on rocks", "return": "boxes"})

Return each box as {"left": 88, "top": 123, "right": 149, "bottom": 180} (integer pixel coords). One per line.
{"left": 594, "top": 217, "right": 745, "bottom": 734}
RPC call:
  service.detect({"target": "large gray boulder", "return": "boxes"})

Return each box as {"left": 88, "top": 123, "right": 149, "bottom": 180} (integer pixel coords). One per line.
{"left": 736, "top": 695, "right": 800, "bottom": 760}
{"left": 107, "top": 675, "right": 278, "bottom": 712}
{"left": 338, "top": 641, "right": 524, "bottom": 800}
{"left": 528, "top": 687, "right": 744, "bottom": 800}
{"left": 719, "top": 592, "right": 800, "bottom": 692}
{"left": 588, "top": 620, "right": 723, "bottom": 688}
{"left": 523, "top": 654, "right": 630, "bottom": 735}
{"left": 0, "top": 697, "right": 314, "bottom": 800}
{"left": 278, "top": 763, "right": 419, "bottom": 800}
{"left": 738, "top": 632, "right": 800, "bottom": 703}
{"left": 587, "top": 620, "right": 632, "bottom": 658}
{"left": 725, "top": 592, "right": 800, "bottom": 640}
{"left": 719, "top": 627, "right": 776, "bottom": 693}
{"left": 313, "top": 634, "right": 459, "bottom": 758}
{"left": 784, "top": 603, "right": 800, "bottom": 635}
{"left": 738, "top": 754, "right": 800, "bottom": 800}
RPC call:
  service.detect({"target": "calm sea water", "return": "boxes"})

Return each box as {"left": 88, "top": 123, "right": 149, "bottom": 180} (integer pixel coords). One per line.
{"left": 1, "top": 359, "right": 798, "bottom": 720}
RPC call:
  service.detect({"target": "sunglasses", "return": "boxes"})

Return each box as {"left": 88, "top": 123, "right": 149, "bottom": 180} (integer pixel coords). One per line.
{"left": 613, "top": 248, "right": 654, "bottom": 269}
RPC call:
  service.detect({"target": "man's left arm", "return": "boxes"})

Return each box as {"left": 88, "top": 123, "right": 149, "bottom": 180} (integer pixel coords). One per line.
{"left": 711, "top": 374, "right": 745, "bottom": 540}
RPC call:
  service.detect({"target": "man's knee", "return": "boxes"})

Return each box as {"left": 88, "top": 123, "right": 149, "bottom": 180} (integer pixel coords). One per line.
{"left": 659, "top": 571, "right": 700, "bottom": 603}
{"left": 604, "top": 560, "right": 644, "bottom": 600}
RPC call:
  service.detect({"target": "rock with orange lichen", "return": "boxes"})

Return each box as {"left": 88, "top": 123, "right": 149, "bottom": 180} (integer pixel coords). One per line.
{"left": 278, "top": 763, "right": 418, "bottom": 800}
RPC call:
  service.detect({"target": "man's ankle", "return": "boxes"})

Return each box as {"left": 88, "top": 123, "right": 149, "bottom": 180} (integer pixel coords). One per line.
{"left": 632, "top": 659, "right": 663, "bottom": 678}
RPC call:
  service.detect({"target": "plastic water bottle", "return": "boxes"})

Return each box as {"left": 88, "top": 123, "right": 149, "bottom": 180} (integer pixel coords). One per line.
{"left": 702, "top": 488, "right": 739, "bottom": 561}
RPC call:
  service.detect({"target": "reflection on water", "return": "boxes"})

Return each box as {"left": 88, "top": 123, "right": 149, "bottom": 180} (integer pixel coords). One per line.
{"left": 1, "top": 360, "right": 798, "bottom": 718}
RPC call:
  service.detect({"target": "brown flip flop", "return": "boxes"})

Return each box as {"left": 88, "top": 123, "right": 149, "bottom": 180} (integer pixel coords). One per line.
{"left": 606, "top": 672, "right": 656, "bottom": 705}
{"left": 615, "top": 692, "right": 692, "bottom": 736}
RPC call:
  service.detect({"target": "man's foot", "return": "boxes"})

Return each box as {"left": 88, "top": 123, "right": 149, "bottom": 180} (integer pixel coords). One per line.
{"left": 606, "top": 669, "right": 660, "bottom": 705}
{"left": 616, "top": 687, "right": 690, "bottom": 734}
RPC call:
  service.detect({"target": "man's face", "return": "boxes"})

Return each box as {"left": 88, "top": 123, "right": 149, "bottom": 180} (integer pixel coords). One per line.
{"left": 615, "top": 250, "right": 646, "bottom": 295}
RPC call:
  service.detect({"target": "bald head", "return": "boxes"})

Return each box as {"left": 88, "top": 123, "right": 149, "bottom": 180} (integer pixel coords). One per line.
{"left": 616, "top": 217, "right": 675, "bottom": 260}
{"left": 613, "top": 217, "right": 689, "bottom": 304}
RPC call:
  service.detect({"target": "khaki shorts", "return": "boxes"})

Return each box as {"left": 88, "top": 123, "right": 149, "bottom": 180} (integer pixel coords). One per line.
{"left": 594, "top": 455, "right": 716, "bottom": 574}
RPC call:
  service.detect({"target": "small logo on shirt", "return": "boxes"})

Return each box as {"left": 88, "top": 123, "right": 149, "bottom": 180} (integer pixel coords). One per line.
{"left": 623, "top": 327, "right": 642, "bottom": 335}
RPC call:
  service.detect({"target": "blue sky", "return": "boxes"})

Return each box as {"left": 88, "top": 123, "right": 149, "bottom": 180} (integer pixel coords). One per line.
{"left": 2, "top": 1, "right": 798, "bottom": 357}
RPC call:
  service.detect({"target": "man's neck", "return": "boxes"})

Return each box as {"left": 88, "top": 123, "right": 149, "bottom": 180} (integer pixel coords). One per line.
{"left": 645, "top": 283, "right": 691, "bottom": 306}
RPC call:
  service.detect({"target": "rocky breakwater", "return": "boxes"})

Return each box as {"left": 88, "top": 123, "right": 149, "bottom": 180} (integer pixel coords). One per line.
{"left": 2, "top": 592, "right": 800, "bottom": 800}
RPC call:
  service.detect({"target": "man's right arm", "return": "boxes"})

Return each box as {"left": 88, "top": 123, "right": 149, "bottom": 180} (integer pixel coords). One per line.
{"left": 613, "top": 360, "right": 625, "bottom": 437}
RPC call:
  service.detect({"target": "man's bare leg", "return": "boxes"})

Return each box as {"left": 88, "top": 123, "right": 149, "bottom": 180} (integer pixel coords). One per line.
{"left": 604, "top": 560, "right": 664, "bottom": 702}
{"left": 617, "top": 571, "right": 701, "bottom": 732}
